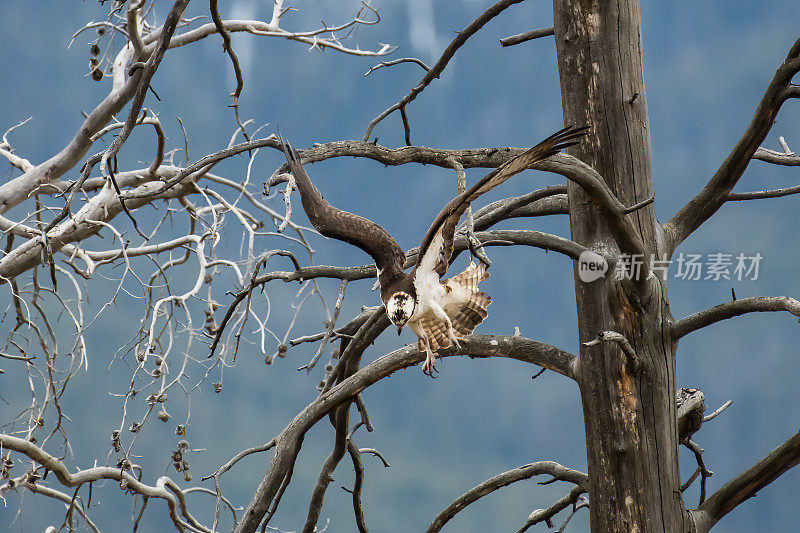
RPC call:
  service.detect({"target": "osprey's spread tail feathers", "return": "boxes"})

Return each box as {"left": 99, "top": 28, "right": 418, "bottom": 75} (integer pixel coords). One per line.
{"left": 279, "top": 137, "right": 407, "bottom": 291}
{"left": 415, "top": 125, "right": 589, "bottom": 276}
{"left": 449, "top": 261, "right": 489, "bottom": 292}
{"left": 449, "top": 263, "right": 491, "bottom": 337}
{"left": 418, "top": 317, "right": 452, "bottom": 352}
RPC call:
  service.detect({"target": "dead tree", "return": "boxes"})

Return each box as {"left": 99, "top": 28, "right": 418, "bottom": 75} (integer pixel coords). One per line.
{"left": 1, "top": 1, "right": 799, "bottom": 532}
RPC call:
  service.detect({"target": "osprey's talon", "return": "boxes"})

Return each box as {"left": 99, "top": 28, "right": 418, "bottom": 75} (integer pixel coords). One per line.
{"left": 422, "top": 352, "right": 438, "bottom": 378}
{"left": 448, "top": 328, "right": 462, "bottom": 349}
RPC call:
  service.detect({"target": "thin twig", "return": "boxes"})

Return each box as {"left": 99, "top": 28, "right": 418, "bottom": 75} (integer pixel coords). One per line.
{"left": 299, "top": 280, "right": 347, "bottom": 373}
{"left": 703, "top": 400, "right": 733, "bottom": 422}
{"left": 365, "top": 57, "right": 431, "bottom": 76}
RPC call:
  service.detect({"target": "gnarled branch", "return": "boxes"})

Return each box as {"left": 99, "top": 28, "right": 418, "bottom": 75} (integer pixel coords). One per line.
{"left": 236, "top": 335, "right": 577, "bottom": 532}
{"left": 0, "top": 434, "right": 210, "bottom": 532}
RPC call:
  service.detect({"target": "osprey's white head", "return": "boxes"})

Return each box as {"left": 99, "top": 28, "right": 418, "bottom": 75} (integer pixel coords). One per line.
{"left": 386, "top": 291, "right": 415, "bottom": 334}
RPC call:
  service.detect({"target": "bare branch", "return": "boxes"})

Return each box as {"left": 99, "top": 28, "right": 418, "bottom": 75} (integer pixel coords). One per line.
{"left": 621, "top": 194, "right": 655, "bottom": 214}
{"left": 0, "top": 117, "right": 35, "bottom": 172}
{"left": 127, "top": 1, "right": 145, "bottom": 59}
{"left": 363, "top": 0, "right": 525, "bottom": 141}
{"left": 7, "top": 478, "right": 101, "bottom": 533}
{"left": 0, "top": 180, "right": 197, "bottom": 283}
{"left": 218, "top": 229, "right": 586, "bottom": 297}
{"left": 166, "top": 5, "right": 396, "bottom": 57}
{"left": 728, "top": 183, "right": 800, "bottom": 201}
{"left": 299, "top": 280, "right": 347, "bottom": 373}
{"left": 290, "top": 307, "right": 375, "bottom": 347}
{"left": 470, "top": 185, "right": 567, "bottom": 227}
{"left": 673, "top": 296, "right": 800, "bottom": 339}
{"left": 752, "top": 145, "right": 800, "bottom": 166}
{"left": 449, "top": 156, "right": 491, "bottom": 266}
{"left": 692, "top": 429, "right": 800, "bottom": 533}
{"left": 399, "top": 105, "right": 412, "bottom": 146}
{"left": 499, "top": 26, "right": 555, "bottom": 47}
{"left": 664, "top": 38, "right": 800, "bottom": 254}
{"left": 302, "top": 400, "right": 350, "bottom": 533}
{"left": 237, "top": 335, "right": 577, "bottom": 532}
{"left": 210, "top": 0, "right": 244, "bottom": 100}
{"left": 345, "top": 440, "right": 368, "bottom": 533}
{"left": 203, "top": 439, "right": 277, "bottom": 482}
{"left": 534, "top": 152, "right": 649, "bottom": 264}
{"left": 555, "top": 495, "right": 590, "bottom": 533}
{"left": 98, "top": 0, "right": 192, "bottom": 235}
{"left": 265, "top": 139, "right": 571, "bottom": 175}
{"left": 427, "top": 461, "right": 587, "bottom": 532}
{"left": 353, "top": 394, "right": 374, "bottom": 433}
{"left": 703, "top": 400, "right": 732, "bottom": 423}
{"left": 359, "top": 448, "right": 389, "bottom": 468}
{"left": 684, "top": 439, "right": 713, "bottom": 506}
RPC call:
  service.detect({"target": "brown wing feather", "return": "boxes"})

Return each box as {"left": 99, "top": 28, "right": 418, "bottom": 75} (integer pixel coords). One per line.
{"left": 281, "top": 139, "right": 406, "bottom": 290}
{"left": 415, "top": 126, "right": 589, "bottom": 276}
{"left": 450, "top": 292, "right": 492, "bottom": 337}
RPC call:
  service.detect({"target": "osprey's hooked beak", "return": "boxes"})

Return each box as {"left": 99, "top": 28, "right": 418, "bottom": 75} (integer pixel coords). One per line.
{"left": 396, "top": 325, "right": 403, "bottom": 335}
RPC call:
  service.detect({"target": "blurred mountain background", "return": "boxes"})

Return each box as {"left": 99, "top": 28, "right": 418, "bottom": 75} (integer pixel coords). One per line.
{"left": 1, "top": 1, "right": 798, "bottom": 531}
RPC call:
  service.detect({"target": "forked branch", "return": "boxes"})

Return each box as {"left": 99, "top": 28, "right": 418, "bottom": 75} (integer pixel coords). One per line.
{"left": 236, "top": 335, "right": 577, "bottom": 532}
{"left": 664, "top": 38, "right": 800, "bottom": 254}
{"left": 427, "top": 461, "right": 587, "bottom": 532}
{"left": 363, "top": 0, "right": 525, "bottom": 142}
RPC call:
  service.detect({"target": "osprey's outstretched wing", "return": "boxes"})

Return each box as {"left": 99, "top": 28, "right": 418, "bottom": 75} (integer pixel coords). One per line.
{"left": 415, "top": 126, "right": 589, "bottom": 277}
{"left": 281, "top": 140, "right": 406, "bottom": 290}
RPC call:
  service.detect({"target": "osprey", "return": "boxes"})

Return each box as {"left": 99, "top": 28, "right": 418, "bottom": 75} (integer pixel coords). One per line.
{"left": 280, "top": 126, "right": 587, "bottom": 375}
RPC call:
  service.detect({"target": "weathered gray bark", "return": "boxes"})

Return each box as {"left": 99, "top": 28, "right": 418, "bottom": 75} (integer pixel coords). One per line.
{"left": 553, "top": 0, "right": 690, "bottom": 530}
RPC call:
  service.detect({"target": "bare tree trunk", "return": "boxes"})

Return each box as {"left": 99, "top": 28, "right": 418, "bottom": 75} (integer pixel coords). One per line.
{"left": 553, "top": 1, "right": 691, "bottom": 530}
